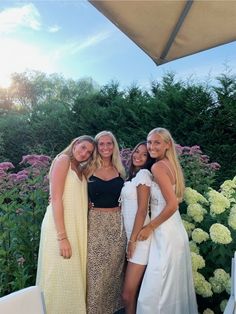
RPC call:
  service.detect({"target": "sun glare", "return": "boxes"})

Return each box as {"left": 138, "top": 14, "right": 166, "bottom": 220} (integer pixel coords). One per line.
{"left": 0, "top": 73, "right": 12, "bottom": 89}
{"left": 0, "top": 38, "right": 56, "bottom": 89}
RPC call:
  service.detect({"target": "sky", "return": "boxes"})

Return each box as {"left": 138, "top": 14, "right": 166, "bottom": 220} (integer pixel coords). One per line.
{"left": 0, "top": 0, "right": 236, "bottom": 89}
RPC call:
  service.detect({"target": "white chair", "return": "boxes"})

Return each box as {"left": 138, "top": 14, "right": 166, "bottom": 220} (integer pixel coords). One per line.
{"left": 0, "top": 286, "right": 45, "bottom": 314}
{"left": 224, "top": 252, "right": 236, "bottom": 314}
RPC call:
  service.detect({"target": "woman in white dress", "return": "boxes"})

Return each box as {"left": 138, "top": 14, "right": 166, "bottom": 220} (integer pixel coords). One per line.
{"left": 136, "top": 128, "right": 198, "bottom": 314}
{"left": 120, "top": 141, "right": 154, "bottom": 314}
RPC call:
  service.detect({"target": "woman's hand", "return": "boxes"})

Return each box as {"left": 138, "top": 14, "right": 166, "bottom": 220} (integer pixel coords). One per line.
{"left": 137, "top": 225, "right": 153, "bottom": 241}
{"left": 126, "top": 240, "right": 136, "bottom": 260}
{"left": 59, "top": 238, "right": 72, "bottom": 259}
{"left": 88, "top": 201, "right": 94, "bottom": 210}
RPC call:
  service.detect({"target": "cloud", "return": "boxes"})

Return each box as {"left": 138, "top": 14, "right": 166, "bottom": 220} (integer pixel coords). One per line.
{"left": 48, "top": 25, "right": 61, "bottom": 33}
{"left": 0, "top": 3, "right": 41, "bottom": 34}
{"left": 54, "top": 30, "right": 112, "bottom": 59}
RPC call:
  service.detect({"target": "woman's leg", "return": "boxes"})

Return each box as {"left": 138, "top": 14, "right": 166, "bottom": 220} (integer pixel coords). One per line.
{"left": 122, "top": 262, "right": 146, "bottom": 314}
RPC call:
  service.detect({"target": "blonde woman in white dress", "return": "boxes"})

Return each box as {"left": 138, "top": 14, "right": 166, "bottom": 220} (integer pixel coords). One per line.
{"left": 36, "top": 135, "right": 96, "bottom": 314}
{"left": 137, "top": 128, "right": 198, "bottom": 314}
{"left": 120, "top": 141, "right": 154, "bottom": 314}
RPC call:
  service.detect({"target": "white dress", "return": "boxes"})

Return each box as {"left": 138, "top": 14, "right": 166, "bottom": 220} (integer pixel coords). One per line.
{"left": 137, "top": 181, "right": 198, "bottom": 314}
{"left": 120, "top": 169, "right": 152, "bottom": 265}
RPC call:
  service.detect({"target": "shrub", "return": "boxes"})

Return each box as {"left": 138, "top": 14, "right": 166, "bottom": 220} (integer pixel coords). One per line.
{"left": 176, "top": 145, "right": 220, "bottom": 194}
{"left": 0, "top": 155, "right": 50, "bottom": 296}
{"left": 181, "top": 176, "right": 236, "bottom": 313}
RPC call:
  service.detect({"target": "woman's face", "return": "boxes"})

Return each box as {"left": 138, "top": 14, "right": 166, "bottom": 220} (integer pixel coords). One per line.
{"left": 97, "top": 135, "right": 114, "bottom": 159}
{"left": 132, "top": 144, "right": 148, "bottom": 168}
{"left": 73, "top": 140, "right": 94, "bottom": 162}
{"left": 147, "top": 133, "right": 169, "bottom": 160}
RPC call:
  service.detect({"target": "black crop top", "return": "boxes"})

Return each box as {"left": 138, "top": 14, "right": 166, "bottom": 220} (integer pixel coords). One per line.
{"left": 88, "top": 175, "right": 124, "bottom": 208}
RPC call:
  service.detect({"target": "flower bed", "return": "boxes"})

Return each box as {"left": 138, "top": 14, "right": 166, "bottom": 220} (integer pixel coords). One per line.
{"left": 1, "top": 147, "right": 234, "bottom": 314}
{"left": 181, "top": 177, "right": 236, "bottom": 313}
{"left": 0, "top": 155, "right": 50, "bottom": 296}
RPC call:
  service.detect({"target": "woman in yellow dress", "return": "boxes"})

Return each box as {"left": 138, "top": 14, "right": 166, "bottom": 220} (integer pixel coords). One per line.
{"left": 36, "top": 135, "right": 96, "bottom": 314}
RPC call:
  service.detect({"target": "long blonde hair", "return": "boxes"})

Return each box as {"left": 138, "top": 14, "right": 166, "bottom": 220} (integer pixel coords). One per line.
{"left": 89, "top": 131, "right": 126, "bottom": 179}
{"left": 49, "top": 135, "right": 96, "bottom": 178}
{"left": 148, "top": 128, "right": 185, "bottom": 201}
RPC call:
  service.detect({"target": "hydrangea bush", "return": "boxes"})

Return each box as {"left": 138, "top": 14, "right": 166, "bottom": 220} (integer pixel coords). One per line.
{"left": 0, "top": 155, "right": 50, "bottom": 296}
{"left": 181, "top": 177, "right": 236, "bottom": 313}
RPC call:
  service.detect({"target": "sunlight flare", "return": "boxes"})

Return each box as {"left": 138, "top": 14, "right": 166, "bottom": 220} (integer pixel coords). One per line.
{"left": 0, "top": 38, "right": 57, "bottom": 88}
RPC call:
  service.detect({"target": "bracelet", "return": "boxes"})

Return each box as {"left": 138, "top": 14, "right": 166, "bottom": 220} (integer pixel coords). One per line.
{"left": 128, "top": 239, "right": 136, "bottom": 244}
{"left": 57, "top": 237, "right": 67, "bottom": 241}
{"left": 57, "top": 231, "right": 66, "bottom": 236}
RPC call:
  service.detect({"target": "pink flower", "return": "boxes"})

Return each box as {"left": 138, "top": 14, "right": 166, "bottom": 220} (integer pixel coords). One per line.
{"left": 0, "top": 169, "right": 7, "bottom": 178}
{"left": 15, "top": 174, "right": 28, "bottom": 181}
{"left": 209, "top": 162, "right": 221, "bottom": 170}
{"left": 182, "top": 146, "right": 191, "bottom": 154}
{"left": 200, "top": 155, "right": 210, "bottom": 163}
{"left": 17, "top": 170, "right": 29, "bottom": 176}
{"left": 190, "top": 145, "right": 202, "bottom": 154}
{"left": 20, "top": 155, "right": 51, "bottom": 167}
{"left": 0, "top": 162, "right": 14, "bottom": 171}
{"left": 8, "top": 173, "right": 18, "bottom": 180}
{"left": 175, "top": 144, "right": 183, "bottom": 154}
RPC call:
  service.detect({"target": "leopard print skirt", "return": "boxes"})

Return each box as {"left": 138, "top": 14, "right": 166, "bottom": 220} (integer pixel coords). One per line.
{"left": 87, "top": 210, "right": 126, "bottom": 314}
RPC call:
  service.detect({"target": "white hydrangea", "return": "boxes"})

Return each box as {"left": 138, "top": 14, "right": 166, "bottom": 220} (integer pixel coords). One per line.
{"left": 225, "top": 278, "right": 231, "bottom": 295}
{"left": 208, "top": 189, "right": 230, "bottom": 215}
{"left": 209, "top": 269, "right": 231, "bottom": 293}
{"left": 184, "top": 187, "right": 208, "bottom": 205}
{"left": 191, "top": 252, "right": 205, "bottom": 271}
{"left": 203, "top": 309, "right": 214, "bottom": 314}
{"left": 209, "top": 223, "right": 232, "bottom": 244}
{"left": 221, "top": 177, "right": 236, "bottom": 201}
{"left": 228, "top": 204, "right": 236, "bottom": 230}
{"left": 193, "top": 271, "right": 213, "bottom": 297}
{"left": 220, "top": 299, "right": 228, "bottom": 312}
{"left": 182, "top": 219, "right": 196, "bottom": 237}
{"left": 189, "top": 240, "right": 200, "bottom": 254}
{"left": 192, "top": 228, "right": 209, "bottom": 244}
{"left": 187, "top": 203, "right": 207, "bottom": 222}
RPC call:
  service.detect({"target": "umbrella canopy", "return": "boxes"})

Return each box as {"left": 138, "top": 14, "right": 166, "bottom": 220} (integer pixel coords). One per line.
{"left": 89, "top": 0, "right": 236, "bottom": 65}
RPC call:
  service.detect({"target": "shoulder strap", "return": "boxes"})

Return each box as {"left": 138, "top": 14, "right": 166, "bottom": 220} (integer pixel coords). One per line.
{"left": 158, "top": 160, "right": 175, "bottom": 182}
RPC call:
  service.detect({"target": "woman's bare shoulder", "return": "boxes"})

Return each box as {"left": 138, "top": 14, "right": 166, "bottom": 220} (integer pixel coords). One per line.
{"left": 151, "top": 161, "right": 165, "bottom": 171}
{"left": 51, "top": 154, "right": 70, "bottom": 173}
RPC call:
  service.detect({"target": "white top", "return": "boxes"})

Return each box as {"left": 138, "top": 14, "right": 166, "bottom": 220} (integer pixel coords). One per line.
{"left": 120, "top": 169, "right": 152, "bottom": 265}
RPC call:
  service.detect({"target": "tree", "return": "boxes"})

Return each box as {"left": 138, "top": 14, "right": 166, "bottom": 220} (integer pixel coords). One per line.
{"left": 0, "top": 113, "right": 32, "bottom": 165}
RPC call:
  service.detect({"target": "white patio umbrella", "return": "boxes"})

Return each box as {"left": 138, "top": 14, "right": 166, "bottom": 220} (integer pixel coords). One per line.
{"left": 89, "top": 0, "right": 236, "bottom": 65}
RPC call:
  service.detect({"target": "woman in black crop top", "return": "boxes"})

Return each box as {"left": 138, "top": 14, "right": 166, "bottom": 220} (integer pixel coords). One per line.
{"left": 87, "top": 131, "right": 126, "bottom": 314}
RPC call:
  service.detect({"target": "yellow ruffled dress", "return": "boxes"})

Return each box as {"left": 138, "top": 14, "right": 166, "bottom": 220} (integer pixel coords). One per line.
{"left": 36, "top": 167, "right": 88, "bottom": 314}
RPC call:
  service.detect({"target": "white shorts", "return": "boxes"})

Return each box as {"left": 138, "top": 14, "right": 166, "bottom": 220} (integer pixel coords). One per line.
{"left": 127, "top": 235, "right": 151, "bottom": 265}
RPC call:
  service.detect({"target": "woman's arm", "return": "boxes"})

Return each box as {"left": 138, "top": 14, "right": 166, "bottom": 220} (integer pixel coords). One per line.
{"left": 50, "top": 154, "right": 72, "bottom": 258}
{"left": 137, "top": 163, "right": 178, "bottom": 241}
{"left": 127, "top": 184, "right": 150, "bottom": 259}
